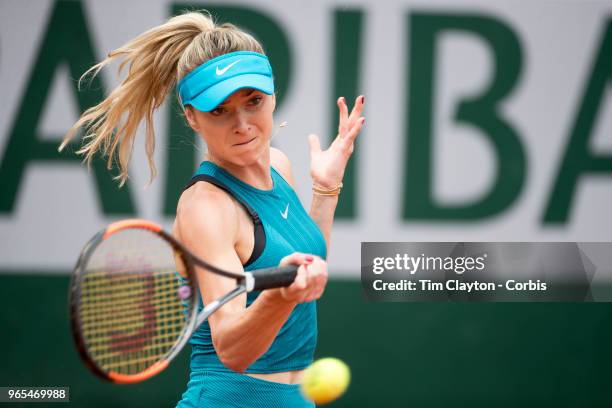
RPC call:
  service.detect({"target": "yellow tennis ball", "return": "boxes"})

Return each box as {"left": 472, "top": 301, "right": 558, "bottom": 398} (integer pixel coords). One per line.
{"left": 301, "top": 358, "right": 350, "bottom": 405}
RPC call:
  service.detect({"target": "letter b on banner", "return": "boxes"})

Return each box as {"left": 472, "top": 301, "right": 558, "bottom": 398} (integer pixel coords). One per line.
{"left": 403, "top": 13, "right": 526, "bottom": 221}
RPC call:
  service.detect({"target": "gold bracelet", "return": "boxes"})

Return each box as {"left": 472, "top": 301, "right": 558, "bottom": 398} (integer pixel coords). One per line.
{"left": 312, "top": 182, "right": 343, "bottom": 196}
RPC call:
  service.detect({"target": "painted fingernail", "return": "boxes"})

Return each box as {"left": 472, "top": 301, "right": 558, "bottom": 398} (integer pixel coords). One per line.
{"left": 361, "top": 117, "right": 366, "bottom": 125}
{"left": 305, "top": 255, "right": 314, "bottom": 263}
{"left": 360, "top": 96, "right": 365, "bottom": 104}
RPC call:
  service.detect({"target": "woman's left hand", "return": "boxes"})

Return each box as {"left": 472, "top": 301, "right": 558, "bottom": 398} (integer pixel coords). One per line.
{"left": 308, "top": 95, "right": 365, "bottom": 189}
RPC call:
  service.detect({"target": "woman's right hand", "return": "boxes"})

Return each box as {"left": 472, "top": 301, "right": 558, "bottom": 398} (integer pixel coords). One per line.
{"left": 264, "top": 253, "right": 328, "bottom": 304}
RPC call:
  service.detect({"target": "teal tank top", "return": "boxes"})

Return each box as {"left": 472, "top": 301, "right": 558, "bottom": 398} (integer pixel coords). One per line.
{"left": 185, "top": 160, "right": 327, "bottom": 373}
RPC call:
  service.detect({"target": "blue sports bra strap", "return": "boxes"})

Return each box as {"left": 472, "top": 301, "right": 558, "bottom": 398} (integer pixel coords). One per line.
{"left": 182, "top": 174, "right": 266, "bottom": 267}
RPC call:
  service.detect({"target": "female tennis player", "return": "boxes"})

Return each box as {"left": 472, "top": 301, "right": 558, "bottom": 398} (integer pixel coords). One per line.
{"left": 60, "top": 11, "right": 365, "bottom": 407}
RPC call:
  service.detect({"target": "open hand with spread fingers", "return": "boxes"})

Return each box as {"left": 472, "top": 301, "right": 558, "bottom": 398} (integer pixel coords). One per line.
{"left": 308, "top": 95, "right": 365, "bottom": 190}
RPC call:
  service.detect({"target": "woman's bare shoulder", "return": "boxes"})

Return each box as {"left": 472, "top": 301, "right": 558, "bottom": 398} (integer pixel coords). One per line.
{"left": 270, "top": 147, "right": 296, "bottom": 187}
{"left": 174, "top": 181, "right": 239, "bottom": 242}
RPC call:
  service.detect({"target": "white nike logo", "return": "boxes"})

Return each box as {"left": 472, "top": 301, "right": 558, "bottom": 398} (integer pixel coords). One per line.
{"left": 216, "top": 60, "right": 241, "bottom": 76}
{"left": 281, "top": 203, "right": 289, "bottom": 219}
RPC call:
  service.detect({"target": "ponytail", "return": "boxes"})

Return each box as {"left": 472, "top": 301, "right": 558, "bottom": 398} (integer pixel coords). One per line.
{"left": 60, "top": 11, "right": 262, "bottom": 186}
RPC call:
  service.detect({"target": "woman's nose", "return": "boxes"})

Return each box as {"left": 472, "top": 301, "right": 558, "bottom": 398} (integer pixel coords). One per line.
{"left": 233, "top": 111, "right": 251, "bottom": 134}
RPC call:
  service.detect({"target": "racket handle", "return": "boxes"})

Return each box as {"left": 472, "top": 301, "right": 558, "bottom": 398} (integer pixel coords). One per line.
{"left": 250, "top": 265, "right": 298, "bottom": 291}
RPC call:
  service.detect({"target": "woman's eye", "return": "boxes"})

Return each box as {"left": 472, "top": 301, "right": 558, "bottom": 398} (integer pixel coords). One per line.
{"left": 249, "top": 96, "right": 263, "bottom": 106}
{"left": 210, "top": 107, "right": 226, "bottom": 116}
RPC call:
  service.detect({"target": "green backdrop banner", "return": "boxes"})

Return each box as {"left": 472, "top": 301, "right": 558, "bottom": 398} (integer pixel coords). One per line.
{"left": 2, "top": 274, "right": 612, "bottom": 407}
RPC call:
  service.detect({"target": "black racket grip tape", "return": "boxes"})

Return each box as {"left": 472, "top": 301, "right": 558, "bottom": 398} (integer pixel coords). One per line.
{"left": 251, "top": 265, "right": 298, "bottom": 291}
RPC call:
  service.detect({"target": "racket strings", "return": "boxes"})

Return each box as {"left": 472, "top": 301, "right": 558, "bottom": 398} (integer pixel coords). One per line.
{"left": 80, "top": 268, "right": 177, "bottom": 294}
{"left": 82, "top": 314, "right": 187, "bottom": 340}
{"left": 80, "top": 300, "right": 183, "bottom": 326}
{"left": 89, "top": 336, "right": 182, "bottom": 359}
{"left": 81, "top": 302, "right": 187, "bottom": 331}
{"left": 79, "top": 273, "right": 183, "bottom": 326}
{"left": 77, "top": 229, "right": 195, "bottom": 376}
{"left": 79, "top": 274, "right": 182, "bottom": 316}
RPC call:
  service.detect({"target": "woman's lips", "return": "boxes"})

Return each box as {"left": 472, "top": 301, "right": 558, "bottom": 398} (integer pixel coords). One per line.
{"left": 234, "top": 137, "right": 256, "bottom": 146}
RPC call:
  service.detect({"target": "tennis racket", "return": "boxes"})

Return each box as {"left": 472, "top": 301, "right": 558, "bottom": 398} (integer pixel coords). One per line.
{"left": 68, "top": 219, "right": 298, "bottom": 384}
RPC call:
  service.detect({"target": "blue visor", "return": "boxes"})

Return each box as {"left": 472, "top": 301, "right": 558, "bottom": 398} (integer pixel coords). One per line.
{"left": 177, "top": 51, "right": 274, "bottom": 112}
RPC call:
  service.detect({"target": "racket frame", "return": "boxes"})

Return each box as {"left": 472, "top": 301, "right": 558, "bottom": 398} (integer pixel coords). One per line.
{"left": 70, "top": 220, "right": 201, "bottom": 383}
{"left": 69, "top": 219, "right": 275, "bottom": 384}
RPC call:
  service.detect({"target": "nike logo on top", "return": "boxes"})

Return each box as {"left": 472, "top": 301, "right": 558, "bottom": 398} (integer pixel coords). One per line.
{"left": 216, "top": 60, "right": 241, "bottom": 76}
{"left": 281, "top": 203, "right": 289, "bottom": 219}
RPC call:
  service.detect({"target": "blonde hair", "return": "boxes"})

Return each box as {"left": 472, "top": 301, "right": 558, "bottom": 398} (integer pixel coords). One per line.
{"left": 59, "top": 11, "right": 265, "bottom": 186}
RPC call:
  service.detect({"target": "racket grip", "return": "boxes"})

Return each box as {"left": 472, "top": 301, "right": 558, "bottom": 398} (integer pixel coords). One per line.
{"left": 250, "top": 265, "right": 298, "bottom": 291}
